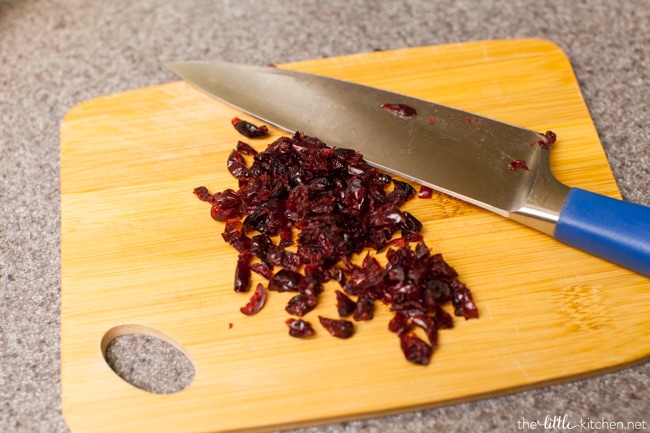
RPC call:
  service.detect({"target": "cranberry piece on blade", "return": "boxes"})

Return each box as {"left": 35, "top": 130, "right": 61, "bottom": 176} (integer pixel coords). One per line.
{"left": 380, "top": 103, "right": 418, "bottom": 118}
{"left": 507, "top": 159, "right": 529, "bottom": 172}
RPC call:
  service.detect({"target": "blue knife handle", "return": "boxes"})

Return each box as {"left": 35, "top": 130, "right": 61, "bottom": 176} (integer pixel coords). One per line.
{"left": 554, "top": 188, "right": 650, "bottom": 277}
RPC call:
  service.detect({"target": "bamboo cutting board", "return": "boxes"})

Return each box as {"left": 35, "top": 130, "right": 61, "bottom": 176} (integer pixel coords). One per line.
{"left": 60, "top": 39, "right": 650, "bottom": 433}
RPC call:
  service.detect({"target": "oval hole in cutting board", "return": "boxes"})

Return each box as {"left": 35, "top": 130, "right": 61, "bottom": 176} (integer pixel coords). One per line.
{"left": 101, "top": 325, "right": 195, "bottom": 394}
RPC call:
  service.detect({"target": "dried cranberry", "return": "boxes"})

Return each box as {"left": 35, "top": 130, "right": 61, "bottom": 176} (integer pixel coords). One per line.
{"left": 534, "top": 130, "right": 557, "bottom": 149}
{"left": 411, "top": 314, "right": 438, "bottom": 349}
{"left": 281, "top": 250, "right": 301, "bottom": 271}
{"left": 353, "top": 295, "right": 374, "bottom": 321}
{"left": 380, "top": 103, "right": 417, "bottom": 118}
{"left": 386, "top": 237, "right": 409, "bottom": 249}
{"left": 268, "top": 269, "right": 303, "bottom": 292}
{"left": 240, "top": 283, "right": 267, "bottom": 316}
{"left": 221, "top": 219, "right": 252, "bottom": 253}
{"left": 400, "top": 211, "right": 423, "bottom": 234}
{"left": 544, "top": 130, "right": 557, "bottom": 145}
{"left": 195, "top": 127, "right": 480, "bottom": 365}
{"left": 250, "top": 262, "right": 274, "bottom": 279}
{"left": 285, "top": 293, "right": 317, "bottom": 316}
{"left": 236, "top": 140, "right": 258, "bottom": 156}
{"left": 267, "top": 243, "right": 286, "bottom": 267}
{"left": 451, "top": 281, "right": 479, "bottom": 319}
{"left": 400, "top": 333, "right": 432, "bottom": 366}
{"left": 507, "top": 159, "right": 529, "bottom": 172}
{"left": 418, "top": 185, "right": 433, "bottom": 199}
{"left": 335, "top": 290, "right": 357, "bottom": 317}
{"left": 368, "top": 203, "right": 405, "bottom": 227}
{"left": 344, "top": 254, "right": 387, "bottom": 297}
{"left": 234, "top": 253, "right": 251, "bottom": 292}
{"left": 401, "top": 231, "right": 423, "bottom": 243}
{"left": 388, "top": 311, "right": 412, "bottom": 335}
{"left": 390, "top": 301, "right": 427, "bottom": 317}
{"left": 388, "top": 180, "right": 416, "bottom": 204}
{"left": 318, "top": 316, "right": 354, "bottom": 339}
{"left": 231, "top": 117, "right": 269, "bottom": 138}
{"left": 286, "top": 318, "right": 315, "bottom": 338}
{"left": 210, "top": 189, "right": 242, "bottom": 221}
{"left": 193, "top": 186, "right": 212, "bottom": 201}
{"left": 227, "top": 150, "right": 250, "bottom": 180}
{"left": 242, "top": 199, "right": 288, "bottom": 236}
{"left": 249, "top": 234, "right": 273, "bottom": 262}
{"left": 434, "top": 305, "right": 454, "bottom": 329}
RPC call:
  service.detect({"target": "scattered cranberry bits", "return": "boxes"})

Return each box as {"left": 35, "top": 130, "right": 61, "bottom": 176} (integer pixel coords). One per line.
{"left": 193, "top": 119, "right": 478, "bottom": 365}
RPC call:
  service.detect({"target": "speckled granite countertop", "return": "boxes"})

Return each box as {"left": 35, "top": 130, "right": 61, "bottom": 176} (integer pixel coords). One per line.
{"left": 1, "top": 1, "right": 648, "bottom": 432}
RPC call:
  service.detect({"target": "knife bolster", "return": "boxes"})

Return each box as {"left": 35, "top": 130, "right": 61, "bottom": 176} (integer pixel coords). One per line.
{"left": 509, "top": 172, "right": 570, "bottom": 236}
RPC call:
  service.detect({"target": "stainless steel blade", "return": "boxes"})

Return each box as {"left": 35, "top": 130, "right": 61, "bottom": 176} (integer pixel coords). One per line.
{"left": 166, "top": 61, "right": 570, "bottom": 235}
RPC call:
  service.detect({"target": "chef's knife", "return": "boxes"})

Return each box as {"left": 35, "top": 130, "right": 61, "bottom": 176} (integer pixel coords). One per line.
{"left": 166, "top": 61, "right": 650, "bottom": 277}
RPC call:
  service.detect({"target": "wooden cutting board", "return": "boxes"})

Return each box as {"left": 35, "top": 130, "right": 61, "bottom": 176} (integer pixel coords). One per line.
{"left": 60, "top": 39, "right": 650, "bottom": 433}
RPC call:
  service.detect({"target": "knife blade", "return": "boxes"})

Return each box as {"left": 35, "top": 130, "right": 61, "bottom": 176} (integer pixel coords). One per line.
{"left": 166, "top": 60, "right": 650, "bottom": 277}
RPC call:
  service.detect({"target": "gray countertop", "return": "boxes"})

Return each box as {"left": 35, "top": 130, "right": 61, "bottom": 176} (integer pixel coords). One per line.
{"left": 1, "top": 1, "right": 648, "bottom": 432}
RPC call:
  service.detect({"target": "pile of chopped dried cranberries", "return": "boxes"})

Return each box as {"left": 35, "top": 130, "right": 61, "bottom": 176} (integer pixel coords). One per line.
{"left": 194, "top": 118, "right": 478, "bottom": 365}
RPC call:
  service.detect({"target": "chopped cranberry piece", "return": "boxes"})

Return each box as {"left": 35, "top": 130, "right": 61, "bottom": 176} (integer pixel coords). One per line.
{"left": 400, "top": 211, "right": 423, "bottom": 234}
{"left": 417, "top": 185, "right": 433, "bottom": 199}
{"left": 532, "top": 130, "right": 557, "bottom": 149}
{"left": 236, "top": 140, "right": 258, "bottom": 156}
{"left": 335, "top": 290, "right": 357, "bottom": 317}
{"left": 194, "top": 127, "right": 481, "bottom": 365}
{"left": 234, "top": 253, "right": 251, "bottom": 292}
{"left": 434, "top": 306, "right": 454, "bottom": 329}
{"left": 507, "top": 159, "right": 529, "bottom": 172}
{"left": 400, "top": 333, "right": 432, "bottom": 366}
{"left": 281, "top": 250, "right": 301, "bottom": 271}
{"left": 538, "top": 130, "right": 556, "bottom": 149}
{"left": 240, "top": 283, "right": 267, "bottom": 316}
{"left": 380, "top": 103, "right": 418, "bottom": 118}
{"left": 268, "top": 269, "right": 303, "bottom": 292}
{"left": 318, "top": 316, "right": 354, "bottom": 339}
{"left": 388, "top": 180, "right": 416, "bottom": 204}
{"left": 285, "top": 293, "right": 317, "bottom": 316}
{"left": 231, "top": 117, "right": 269, "bottom": 138}
{"left": 227, "top": 150, "right": 250, "bottom": 180}
{"left": 544, "top": 130, "right": 557, "bottom": 146}
{"left": 250, "top": 262, "right": 274, "bottom": 279}
{"left": 210, "top": 189, "right": 242, "bottom": 221}
{"left": 353, "top": 295, "right": 374, "bottom": 321}
{"left": 221, "top": 219, "right": 252, "bottom": 253}
{"left": 411, "top": 314, "right": 438, "bottom": 349}
{"left": 193, "top": 186, "right": 212, "bottom": 201}
{"left": 451, "top": 281, "right": 479, "bottom": 319}
{"left": 388, "top": 311, "right": 412, "bottom": 335}
{"left": 286, "top": 318, "right": 315, "bottom": 338}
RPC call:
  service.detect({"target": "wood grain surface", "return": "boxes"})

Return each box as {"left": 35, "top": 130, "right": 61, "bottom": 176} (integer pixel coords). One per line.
{"left": 60, "top": 39, "right": 650, "bottom": 433}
